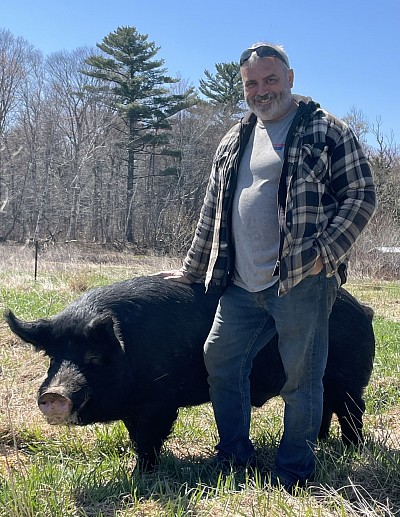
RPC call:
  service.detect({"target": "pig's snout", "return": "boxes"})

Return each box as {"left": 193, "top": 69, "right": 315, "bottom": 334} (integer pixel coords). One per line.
{"left": 38, "top": 389, "right": 73, "bottom": 424}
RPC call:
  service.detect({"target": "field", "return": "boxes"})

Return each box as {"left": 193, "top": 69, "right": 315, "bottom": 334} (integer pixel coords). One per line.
{"left": 0, "top": 243, "right": 399, "bottom": 516}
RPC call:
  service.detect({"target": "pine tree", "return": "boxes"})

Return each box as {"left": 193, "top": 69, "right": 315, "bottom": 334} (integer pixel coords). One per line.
{"left": 199, "top": 62, "right": 244, "bottom": 112}
{"left": 83, "top": 26, "right": 194, "bottom": 242}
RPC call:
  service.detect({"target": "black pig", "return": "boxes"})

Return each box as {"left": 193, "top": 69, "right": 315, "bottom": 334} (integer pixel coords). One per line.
{"left": 4, "top": 276, "right": 375, "bottom": 470}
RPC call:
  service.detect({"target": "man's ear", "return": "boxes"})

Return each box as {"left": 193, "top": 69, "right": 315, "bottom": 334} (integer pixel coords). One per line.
{"left": 288, "top": 68, "right": 294, "bottom": 88}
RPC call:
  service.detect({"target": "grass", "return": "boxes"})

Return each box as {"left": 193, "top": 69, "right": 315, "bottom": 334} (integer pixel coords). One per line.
{"left": 0, "top": 243, "right": 399, "bottom": 516}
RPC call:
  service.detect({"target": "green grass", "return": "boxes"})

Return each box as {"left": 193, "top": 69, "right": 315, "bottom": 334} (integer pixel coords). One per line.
{"left": 1, "top": 262, "right": 399, "bottom": 516}
{"left": 366, "top": 317, "right": 400, "bottom": 414}
{"left": 0, "top": 270, "right": 122, "bottom": 320}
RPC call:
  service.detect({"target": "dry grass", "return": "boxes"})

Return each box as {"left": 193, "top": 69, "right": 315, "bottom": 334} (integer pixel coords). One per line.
{"left": 347, "top": 279, "right": 400, "bottom": 322}
{"left": 0, "top": 241, "right": 179, "bottom": 279}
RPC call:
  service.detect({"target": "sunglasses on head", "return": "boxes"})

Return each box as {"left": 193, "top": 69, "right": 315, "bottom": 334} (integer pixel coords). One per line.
{"left": 239, "top": 45, "right": 289, "bottom": 68}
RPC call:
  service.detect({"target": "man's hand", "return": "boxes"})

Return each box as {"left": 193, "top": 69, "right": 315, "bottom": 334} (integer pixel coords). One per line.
{"left": 310, "top": 256, "right": 324, "bottom": 275}
{"left": 152, "top": 270, "right": 193, "bottom": 284}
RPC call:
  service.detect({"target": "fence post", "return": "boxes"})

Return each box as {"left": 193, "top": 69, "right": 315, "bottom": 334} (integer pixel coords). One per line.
{"left": 34, "top": 240, "right": 39, "bottom": 282}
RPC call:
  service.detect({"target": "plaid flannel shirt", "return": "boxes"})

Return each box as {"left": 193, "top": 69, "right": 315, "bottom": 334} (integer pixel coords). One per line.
{"left": 182, "top": 96, "right": 376, "bottom": 295}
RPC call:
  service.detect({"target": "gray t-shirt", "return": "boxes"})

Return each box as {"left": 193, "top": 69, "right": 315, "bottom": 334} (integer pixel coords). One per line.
{"left": 232, "top": 106, "right": 297, "bottom": 292}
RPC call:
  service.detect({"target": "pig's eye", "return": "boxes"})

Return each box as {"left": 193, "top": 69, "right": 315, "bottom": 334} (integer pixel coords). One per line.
{"left": 84, "top": 352, "right": 103, "bottom": 365}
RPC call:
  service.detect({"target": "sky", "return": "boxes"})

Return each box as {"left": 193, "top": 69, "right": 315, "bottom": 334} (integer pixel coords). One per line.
{"left": 2, "top": 0, "right": 399, "bottom": 148}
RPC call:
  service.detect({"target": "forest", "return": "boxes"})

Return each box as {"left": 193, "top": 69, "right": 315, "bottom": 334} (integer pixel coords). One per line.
{"left": 0, "top": 26, "right": 399, "bottom": 272}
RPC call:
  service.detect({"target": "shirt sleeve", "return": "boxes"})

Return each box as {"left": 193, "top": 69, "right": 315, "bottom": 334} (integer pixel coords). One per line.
{"left": 180, "top": 123, "right": 241, "bottom": 282}
{"left": 316, "top": 125, "right": 377, "bottom": 273}
{"left": 180, "top": 169, "right": 219, "bottom": 282}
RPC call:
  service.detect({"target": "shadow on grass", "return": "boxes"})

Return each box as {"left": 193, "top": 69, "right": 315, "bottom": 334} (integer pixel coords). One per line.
{"left": 71, "top": 439, "right": 400, "bottom": 516}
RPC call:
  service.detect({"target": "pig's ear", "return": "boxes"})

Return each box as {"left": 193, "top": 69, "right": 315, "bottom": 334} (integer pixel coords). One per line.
{"left": 4, "top": 309, "right": 52, "bottom": 352}
{"left": 84, "top": 313, "right": 125, "bottom": 353}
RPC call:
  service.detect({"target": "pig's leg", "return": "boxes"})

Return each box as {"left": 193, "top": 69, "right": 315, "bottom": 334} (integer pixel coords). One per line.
{"left": 322, "top": 387, "right": 365, "bottom": 446}
{"left": 124, "top": 404, "right": 179, "bottom": 471}
{"left": 335, "top": 391, "right": 365, "bottom": 446}
{"left": 318, "top": 388, "right": 365, "bottom": 445}
{"left": 318, "top": 401, "right": 333, "bottom": 441}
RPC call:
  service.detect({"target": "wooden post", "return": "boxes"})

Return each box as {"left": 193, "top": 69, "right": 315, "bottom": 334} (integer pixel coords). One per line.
{"left": 34, "top": 240, "right": 39, "bottom": 282}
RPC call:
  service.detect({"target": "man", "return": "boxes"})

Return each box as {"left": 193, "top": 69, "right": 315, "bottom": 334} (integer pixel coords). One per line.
{"left": 158, "top": 43, "right": 376, "bottom": 491}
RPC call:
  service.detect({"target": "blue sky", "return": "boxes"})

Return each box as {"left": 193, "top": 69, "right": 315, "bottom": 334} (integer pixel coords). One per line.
{"left": 2, "top": 0, "right": 399, "bottom": 147}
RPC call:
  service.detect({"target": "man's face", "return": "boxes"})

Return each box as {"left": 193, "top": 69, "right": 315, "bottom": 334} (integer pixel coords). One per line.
{"left": 241, "top": 57, "right": 294, "bottom": 121}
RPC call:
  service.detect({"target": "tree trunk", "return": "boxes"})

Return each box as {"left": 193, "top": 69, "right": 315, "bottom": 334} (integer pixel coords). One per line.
{"left": 125, "top": 116, "right": 136, "bottom": 243}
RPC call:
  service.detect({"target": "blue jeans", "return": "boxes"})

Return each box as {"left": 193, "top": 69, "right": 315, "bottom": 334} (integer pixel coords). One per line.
{"left": 203, "top": 271, "right": 338, "bottom": 485}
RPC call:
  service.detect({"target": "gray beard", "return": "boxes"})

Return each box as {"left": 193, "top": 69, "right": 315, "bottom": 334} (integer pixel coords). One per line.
{"left": 247, "top": 89, "right": 293, "bottom": 121}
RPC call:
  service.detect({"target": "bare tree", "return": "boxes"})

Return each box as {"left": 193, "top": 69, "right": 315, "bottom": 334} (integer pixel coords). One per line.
{"left": 0, "top": 29, "right": 34, "bottom": 134}
{"left": 342, "top": 105, "right": 370, "bottom": 144}
{"left": 154, "top": 100, "right": 238, "bottom": 254}
{"left": 0, "top": 29, "right": 37, "bottom": 239}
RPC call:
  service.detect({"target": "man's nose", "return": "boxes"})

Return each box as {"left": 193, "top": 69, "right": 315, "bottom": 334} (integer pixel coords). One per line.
{"left": 256, "top": 84, "right": 272, "bottom": 96}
